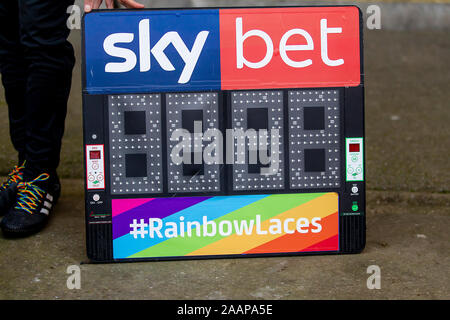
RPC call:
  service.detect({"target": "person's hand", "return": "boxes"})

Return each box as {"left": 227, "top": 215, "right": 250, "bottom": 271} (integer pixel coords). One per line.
{"left": 84, "top": 0, "right": 144, "bottom": 12}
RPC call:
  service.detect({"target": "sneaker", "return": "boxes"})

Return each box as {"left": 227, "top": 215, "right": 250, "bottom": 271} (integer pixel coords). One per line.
{"left": 0, "top": 163, "right": 25, "bottom": 216}
{"left": 0, "top": 172, "right": 61, "bottom": 237}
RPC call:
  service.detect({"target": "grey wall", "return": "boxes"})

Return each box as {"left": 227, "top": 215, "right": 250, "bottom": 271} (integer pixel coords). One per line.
{"left": 75, "top": 0, "right": 450, "bottom": 30}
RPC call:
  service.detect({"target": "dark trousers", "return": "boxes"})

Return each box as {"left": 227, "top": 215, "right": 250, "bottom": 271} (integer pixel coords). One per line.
{"left": 0, "top": 0, "right": 75, "bottom": 179}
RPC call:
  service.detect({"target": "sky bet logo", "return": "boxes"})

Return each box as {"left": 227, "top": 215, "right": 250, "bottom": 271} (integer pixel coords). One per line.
{"left": 84, "top": 7, "right": 361, "bottom": 93}
{"left": 103, "top": 19, "right": 209, "bottom": 84}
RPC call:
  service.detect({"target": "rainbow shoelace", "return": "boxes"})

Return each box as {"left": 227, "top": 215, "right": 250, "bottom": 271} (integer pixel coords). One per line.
{"left": 0, "top": 163, "right": 25, "bottom": 192}
{"left": 14, "top": 173, "right": 50, "bottom": 215}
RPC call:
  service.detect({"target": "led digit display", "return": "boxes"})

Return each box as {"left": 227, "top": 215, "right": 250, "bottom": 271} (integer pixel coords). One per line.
{"left": 108, "top": 94, "right": 163, "bottom": 194}
{"left": 166, "top": 92, "right": 221, "bottom": 193}
{"left": 288, "top": 90, "right": 340, "bottom": 189}
{"left": 349, "top": 143, "right": 360, "bottom": 152}
{"left": 231, "top": 91, "right": 285, "bottom": 191}
{"left": 106, "top": 90, "right": 342, "bottom": 194}
{"left": 89, "top": 150, "right": 101, "bottom": 160}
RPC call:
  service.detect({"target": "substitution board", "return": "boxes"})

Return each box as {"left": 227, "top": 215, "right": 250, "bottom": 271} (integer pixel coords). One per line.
{"left": 82, "top": 6, "right": 365, "bottom": 262}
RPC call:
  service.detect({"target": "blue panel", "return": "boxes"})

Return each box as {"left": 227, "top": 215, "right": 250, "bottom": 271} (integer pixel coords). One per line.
{"left": 84, "top": 10, "right": 221, "bottom": 93}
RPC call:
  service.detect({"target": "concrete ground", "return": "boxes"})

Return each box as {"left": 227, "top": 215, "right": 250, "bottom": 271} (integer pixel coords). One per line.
{"left": 0, "top": 2, "right": 449, "bottom": 299}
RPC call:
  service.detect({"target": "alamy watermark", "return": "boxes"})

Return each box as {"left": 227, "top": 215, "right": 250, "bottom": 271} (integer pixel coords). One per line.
{"left": 66, "top": 265, "right": 81, "bottom": 290}
{"left": 366, "top": 265, "right": 381, "bottom": 290}
{"left": 170, "top": 122, "right": 281, "bottom": 175}
{"left": 67, "top": 5, "right": 81, "bottom": 30}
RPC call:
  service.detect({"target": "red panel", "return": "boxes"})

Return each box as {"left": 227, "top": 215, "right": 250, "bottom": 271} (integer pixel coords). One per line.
{"left": 89, "top": 150, "right": 101, "bottom": 160}
{"left": 220, "top": 7, "right": 361, "bottom": 90}
{"left": 349, "top": 143, "right": 360, "bottom": 152}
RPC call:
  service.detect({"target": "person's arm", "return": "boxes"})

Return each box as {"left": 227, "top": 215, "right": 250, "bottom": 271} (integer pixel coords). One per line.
{"left": 84, "top": 0, "right": 144, "bottom": 12}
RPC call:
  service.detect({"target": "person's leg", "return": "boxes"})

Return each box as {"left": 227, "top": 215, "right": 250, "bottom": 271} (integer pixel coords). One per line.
{"left": 19, "top": 0, "right": 75, "bottom": 179}
{"left": 0, "top": 0, "right": 27, "bottom": 164}
{"left": 0, "top": 1, "right": 27, "bottom": 216}
{"left": 1, "top": 0, "right": 75, "bottom": 235}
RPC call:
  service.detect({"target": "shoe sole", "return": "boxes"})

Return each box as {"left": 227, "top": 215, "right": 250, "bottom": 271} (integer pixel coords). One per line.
{"left": 1, "top": 219, "right": 49, "bottom": 238}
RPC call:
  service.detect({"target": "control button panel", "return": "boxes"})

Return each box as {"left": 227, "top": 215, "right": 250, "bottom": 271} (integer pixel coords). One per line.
{"left": 86, "top": 144, "right": 105, "bottom": 190}
{"left": 346, "top": 137, "right": 364, "bottom": 181}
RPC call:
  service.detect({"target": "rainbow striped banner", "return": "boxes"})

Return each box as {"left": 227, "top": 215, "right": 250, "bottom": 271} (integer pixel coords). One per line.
{"left": 112, "top": 192, "right": 339, "bottom": 259}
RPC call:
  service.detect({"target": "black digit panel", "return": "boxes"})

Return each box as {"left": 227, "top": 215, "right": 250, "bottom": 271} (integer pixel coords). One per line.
{"left": 231, "top": 91, "right": 285, "bottom": 191}
{"left": 108, "top": 94, "right": 163, "bottom": 194}
{"left": 166, "top": 92, "right": 221, "bottom": 193}
{"left": 288, "top": 90, "right": 340, "bottom": 189}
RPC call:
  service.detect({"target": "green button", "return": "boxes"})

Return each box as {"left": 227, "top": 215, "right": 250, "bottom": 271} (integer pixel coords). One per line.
{"left": 352, "top": 204, "right": 359, "bottom": 212}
